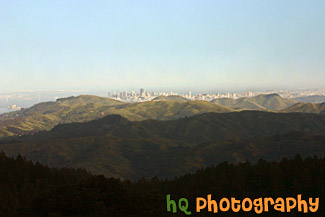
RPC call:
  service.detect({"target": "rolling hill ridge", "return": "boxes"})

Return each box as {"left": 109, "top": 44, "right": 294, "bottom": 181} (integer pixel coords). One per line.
{"left": 211, "top": 93, "right": 297, "bottom": 110}
{"left": 1, "top": 94, "right": 324, "bottom": 139}
{"left": 282, "top": 102, "right": 325, "bottom": 114}
{"left": 0, "top": 95, "right": 232, "bottom": 138}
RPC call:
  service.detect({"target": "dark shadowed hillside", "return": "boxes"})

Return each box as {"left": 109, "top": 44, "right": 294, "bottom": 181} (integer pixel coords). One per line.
{"left": 5, "top": 111, "right": 325, "bottom": 143}
{"left": 1, "top": 111, "right": 324, "bottom": 179}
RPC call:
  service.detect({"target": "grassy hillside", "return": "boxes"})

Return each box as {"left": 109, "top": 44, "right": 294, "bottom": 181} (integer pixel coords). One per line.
{"left": 211, "top": 93, "right": 297, "bottom": 110}
{"left": 0, "top": 95, "right": 232, "bottom": 138}
{"left": 0, "top": 94, "right": 322, "bottom": 139}
{"left": 282, "top": 102, "right": 325, "bottom": 114}
{"left": 103, "top": 100, "right": 233, "bottom": 121}
{"left": 1, "top": 111, "right": 324, "bottom": 179}
{"left": 0, "top": 95, "right": 123, "bottom": 137}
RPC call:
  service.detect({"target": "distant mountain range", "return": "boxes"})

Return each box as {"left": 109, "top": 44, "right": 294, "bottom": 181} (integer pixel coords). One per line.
{"left": 0, "top": 95, "right": 232, "bottom": 137}
{"left": 1, "top": 111, "right": 324, "bottom": 179}
{"left": 1, "top": 94, "right": 324, "bottom": 138}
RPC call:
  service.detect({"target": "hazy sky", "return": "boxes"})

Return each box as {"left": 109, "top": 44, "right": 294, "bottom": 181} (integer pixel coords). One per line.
{"left": 1, "top": 0, "right": 324, "bottom": 92}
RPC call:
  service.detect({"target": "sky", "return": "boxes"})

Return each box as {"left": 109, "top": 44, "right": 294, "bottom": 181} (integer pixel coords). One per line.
{"left": 0, "top": 0, "right": 324, "bottom": 92}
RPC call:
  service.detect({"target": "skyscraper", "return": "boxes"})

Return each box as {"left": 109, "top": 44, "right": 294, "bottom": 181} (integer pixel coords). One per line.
{"left": 140, "top": 88, "right": 144, "bottom": 97}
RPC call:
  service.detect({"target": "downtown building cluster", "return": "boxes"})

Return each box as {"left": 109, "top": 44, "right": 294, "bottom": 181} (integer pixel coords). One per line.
{"left": 107, "top": 88, "right": 325, "bottom": 103}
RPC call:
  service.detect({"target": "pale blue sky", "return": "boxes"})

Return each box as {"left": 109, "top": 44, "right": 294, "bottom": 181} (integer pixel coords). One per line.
{"left": 1, "top": 0, "right": 324, "bottom": 92}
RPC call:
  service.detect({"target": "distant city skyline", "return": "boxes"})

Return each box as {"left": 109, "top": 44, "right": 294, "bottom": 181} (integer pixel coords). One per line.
{"left": 1, "top": 88, "right": 325, "bottom": 114}
{"left": 1, "top": 0, "right": 325, "bottom": 92}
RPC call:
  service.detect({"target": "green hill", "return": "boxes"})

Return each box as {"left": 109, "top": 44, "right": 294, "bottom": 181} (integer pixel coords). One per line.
{"left": 0, "top": 95, "right": 124, "bottom": 137}
{"left": 211, "top": 93, "right": 297, "bottom": 110}
{"left": 1, "top": 111, "right": 324, "bottom": 179}
{"left": 0, "top": 95, "right": 232, "bottom": 138}
{"left": 282, "top": 102, "right": 325, "bottom": 114}
{"left": 0, "top": 94, "right": 321, "bottom": 139}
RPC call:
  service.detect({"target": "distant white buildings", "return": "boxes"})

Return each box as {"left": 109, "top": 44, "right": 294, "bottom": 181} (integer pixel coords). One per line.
{"left": 107, "top": 89, "right": 325, "bottom": 103}
{"left": 8, "top": 104, "right": 21, "bottom": 110}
